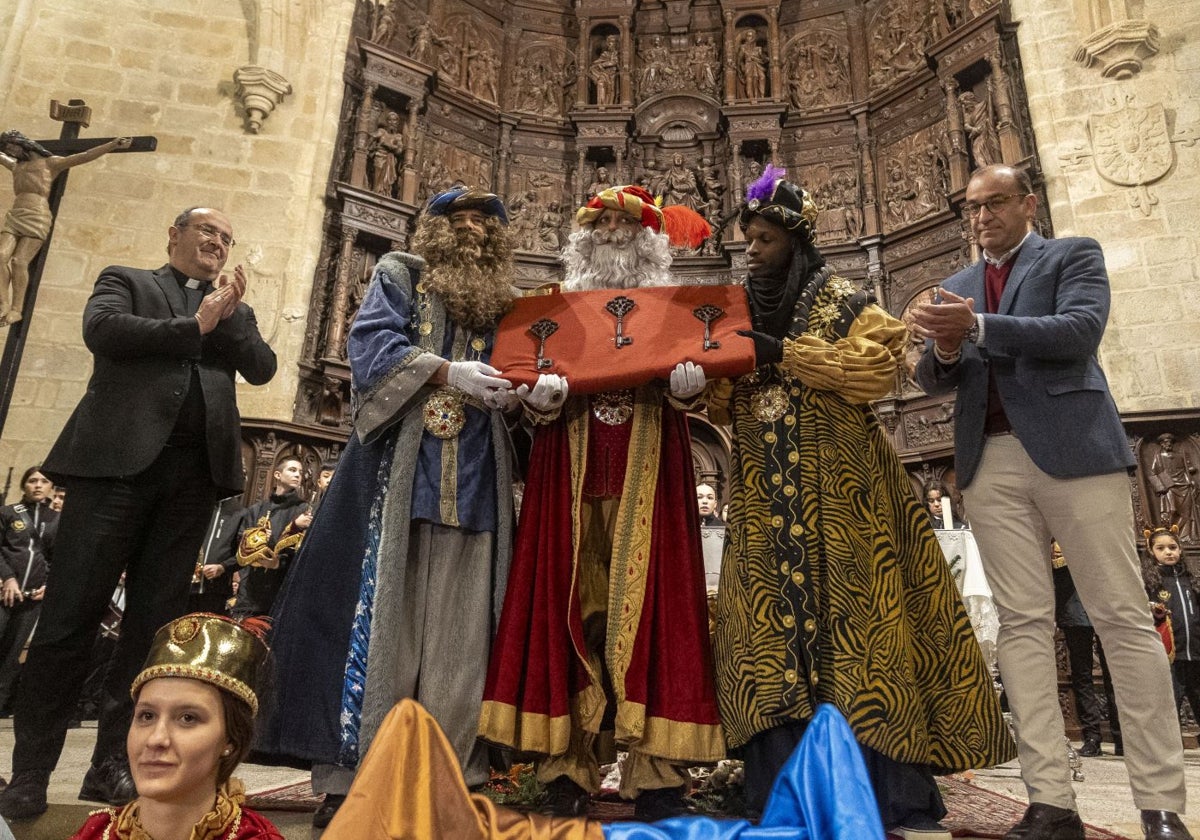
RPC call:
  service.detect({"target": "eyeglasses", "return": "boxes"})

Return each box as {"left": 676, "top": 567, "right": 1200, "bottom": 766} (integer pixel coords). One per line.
{"left": 183, "top": 222, "right": 236, "bottom": 248}
{"left": 963, "top": 194, "right": 1025, "bottom": 218}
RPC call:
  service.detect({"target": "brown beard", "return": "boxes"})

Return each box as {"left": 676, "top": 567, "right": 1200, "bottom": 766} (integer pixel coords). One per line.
{"left": 410, "top": 215, "right": 516, "bottom": 331}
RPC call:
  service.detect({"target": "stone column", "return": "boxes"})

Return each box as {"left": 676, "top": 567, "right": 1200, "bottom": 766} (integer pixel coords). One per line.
{"left": 324, "top": 227, "right": 358, "bottom": 361}
{"left": 577, "top": 18, "right": 590, "bottom": 106}
{"left": 497, "top": 116, "right": 517, "bottom": 199}
{"left": 989, "top": 52, "right": 1023, "bottom": 164}
{"left": 767, "top": 6, "right": 782, "bottom": 101}
{"left": 350, "top": 83, "right": 377, "bottom": 187}
{"left": 730, "top": 145, "right": 745, "bottom": 241}
{"left": 620, "top": 18, "right": 633, "bottom": 105}
{"left": 942, "top": 78, "right": 969, "bottom": 192}
{"left": 851, "top": 105, "right": 879, "bottom": 237}
{"left": 723, "top": 11, "right": 737, "bottom": 102}
{"left": 845, "top": 6, "right": 869, "bottom": 102}
{"left": 615, "top": 146, "right": 626, "bottom": 183}
{"left": 400, "top": 99, "right": 420, "bottom": 203}
{"left": 575, "top": 148, "right": 587, "bottom": 209}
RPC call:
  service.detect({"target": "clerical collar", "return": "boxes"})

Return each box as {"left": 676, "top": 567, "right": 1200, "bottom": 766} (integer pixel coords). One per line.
{"left": 169, "top": 266, "right": 207, "bottom": 290}
{"left": 982, "top": 231, "right": 1031, "bottom": 268}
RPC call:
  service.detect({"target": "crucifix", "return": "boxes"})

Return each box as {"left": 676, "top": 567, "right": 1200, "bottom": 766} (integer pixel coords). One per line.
{"left": 0, "top": 99, "right": 156, "bottom": 440}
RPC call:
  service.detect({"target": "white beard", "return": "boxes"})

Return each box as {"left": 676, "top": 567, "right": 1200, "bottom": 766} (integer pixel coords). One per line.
{"left": 561, "top": 226, "right": 674, "bottom": 291}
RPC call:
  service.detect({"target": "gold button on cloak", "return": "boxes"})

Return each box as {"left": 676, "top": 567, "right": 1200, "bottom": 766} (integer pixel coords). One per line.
{"left": 789, "top": 524, "right": 803, "bottom": 536}
{"left": 782, "top": 614, "right": 795, "bottom": 628}
{"left": 771, "top": 515, "right": 784, "bottom": 528}
{"left": 470, "top": 337, "right": 486, "bottom": 352}
{"left": 804, "top": 618, "right": 816, "bottom": 633}
{"left": 419, "top": 322, "right": 433, "bottom": 336}
{"left": 783, "top": 484, "right": 796, "bottom": 496}
{"left": 791, "top": 570, "right": 805, "bottom": 585}
{"left": 784, "top": 669, "right": 798, "bottom": 683}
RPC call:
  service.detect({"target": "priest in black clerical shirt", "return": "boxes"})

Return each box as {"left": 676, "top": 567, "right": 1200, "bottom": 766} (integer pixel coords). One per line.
{"left": 0, "top": 207, "right": 276, "bottom": 821}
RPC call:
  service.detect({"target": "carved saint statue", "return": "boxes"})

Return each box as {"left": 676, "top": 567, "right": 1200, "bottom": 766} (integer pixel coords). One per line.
{"left": 369, "top": 111, "right": 405, "bottom": 197}
{"left": 466, "top": 43, "right": 500, "bottom": 104}
{"left": 959, "top": 90, "right": 1001, "bottom": 168}
{"left": 662, "top": 153, "right": 702, "bottom": 211}
{"left": 0, "top": 130, "right": 131, "bottom": 327}
{"left": 587, "top": 165, "right": 612, "bottom": 199}
{"left": 590, "top": 35, "right": 620, "bottom": 106}
{"left": 1150, "top": 433, "right": 1200, "bottom": 542}
{"left": 537, "top": 201, "right": 565, "bottom": 251}
{"left": 410, "top": 19, "right": 446, "bottom": 66}
{"left": 639, "top": 35, "right": 671, "bottom": 97}
{"left": 370, "top": 1, "right": 396, "bottom": 46}
{"left": 690, "top": 34, "right": 720, "bottom": 95}
{"left": 736, "top": 29, "right": 768, "bottom": 100}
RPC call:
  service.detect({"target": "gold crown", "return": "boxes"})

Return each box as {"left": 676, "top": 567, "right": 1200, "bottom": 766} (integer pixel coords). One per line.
{"left": 130, "top": 614, "right": 269, "bottom": 716}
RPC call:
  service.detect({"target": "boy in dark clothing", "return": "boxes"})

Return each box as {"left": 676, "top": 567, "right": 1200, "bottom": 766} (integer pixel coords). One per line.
{"left": 0, "top": 467, "right": 58, "bottom": 713}
{"left": 210, "top": 457, "right": 311, "bottom": 619}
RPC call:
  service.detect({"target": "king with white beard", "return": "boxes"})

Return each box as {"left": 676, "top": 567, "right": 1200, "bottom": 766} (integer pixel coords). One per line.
{"left": 480, "top": 185, "right": 725, "bottom": 821}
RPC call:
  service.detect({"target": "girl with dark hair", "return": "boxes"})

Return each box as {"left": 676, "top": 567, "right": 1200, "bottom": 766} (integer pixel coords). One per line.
{"left": 1143, "top": 527, "right": 1200, "bottom": 720}
{"left": 69, "top": 614, "right": 282, "bottom": 840}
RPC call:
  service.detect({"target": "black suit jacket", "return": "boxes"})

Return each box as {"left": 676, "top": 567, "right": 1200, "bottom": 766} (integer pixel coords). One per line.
{"left": 44, "top": 264, "right": 277, "bottom": 496}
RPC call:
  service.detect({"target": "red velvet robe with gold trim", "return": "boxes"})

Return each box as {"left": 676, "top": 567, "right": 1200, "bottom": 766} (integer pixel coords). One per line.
{"left": 479, "top": 385, "right": 724, "bottom": 764}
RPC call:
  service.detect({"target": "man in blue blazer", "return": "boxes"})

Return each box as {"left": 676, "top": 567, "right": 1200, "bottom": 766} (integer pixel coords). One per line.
{"left": 0, "top": 207, "right": 276, "bottom": 820}
{"left": 912, "top": 165, "right": 1189, "bottom": 840}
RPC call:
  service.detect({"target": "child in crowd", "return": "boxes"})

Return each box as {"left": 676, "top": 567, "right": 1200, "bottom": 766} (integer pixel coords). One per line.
{"left": 1143, "top": 526, "right": 1200, "bottom": 722}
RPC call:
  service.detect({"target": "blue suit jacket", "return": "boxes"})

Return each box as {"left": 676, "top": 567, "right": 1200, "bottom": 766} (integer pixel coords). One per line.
{"left": 914, "top": 232, "right": 1134, "bottom": 488}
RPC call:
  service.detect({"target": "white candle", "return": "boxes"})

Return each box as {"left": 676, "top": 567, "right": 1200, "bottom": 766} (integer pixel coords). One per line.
{"left": 942, "top": 495, "right": 955, "bottom": 530}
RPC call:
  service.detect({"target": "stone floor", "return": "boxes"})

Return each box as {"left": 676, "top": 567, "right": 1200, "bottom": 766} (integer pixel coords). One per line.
{"left": 3, "top": 721, "right": 1199, "bottom": 839}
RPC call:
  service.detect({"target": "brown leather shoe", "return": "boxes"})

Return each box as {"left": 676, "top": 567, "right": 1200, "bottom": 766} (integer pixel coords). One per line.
{"left": 1141, "top": 810, "right": 1193, "bottom": 840}
{"left": 1003, "top": 803, "right": 1085, "bottom": 840}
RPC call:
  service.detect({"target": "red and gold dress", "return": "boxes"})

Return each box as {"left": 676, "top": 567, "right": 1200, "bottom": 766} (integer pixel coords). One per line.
{"left": 69, "top": 780, "right": 283, "bottom": 840}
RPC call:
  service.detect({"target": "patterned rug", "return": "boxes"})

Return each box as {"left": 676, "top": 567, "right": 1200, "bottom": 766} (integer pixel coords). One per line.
{"left": 246, "top": 777, "right": 1131, "bottom": 838}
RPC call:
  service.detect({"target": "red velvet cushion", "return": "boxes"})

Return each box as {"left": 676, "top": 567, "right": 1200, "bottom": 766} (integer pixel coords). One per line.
{"left": 492, "top": 284, "right": 757, "bottom": 394}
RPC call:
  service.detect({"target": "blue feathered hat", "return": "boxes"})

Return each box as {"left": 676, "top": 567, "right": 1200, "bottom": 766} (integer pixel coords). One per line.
{"left": 425, "top": 186, "right": 508, "bottom": 225}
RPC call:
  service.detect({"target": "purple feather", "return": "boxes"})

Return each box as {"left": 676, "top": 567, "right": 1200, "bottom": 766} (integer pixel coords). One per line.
{"left": 745, "top": 164, "right": 787, "bottom": 203}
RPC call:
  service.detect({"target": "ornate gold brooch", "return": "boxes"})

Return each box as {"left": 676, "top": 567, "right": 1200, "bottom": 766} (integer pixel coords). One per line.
{"left": 750, "top": 383, "right": 789, "bottom": 423}
{"left": 592, "top": 390, "right": 634, "bottom": 426}
{"left": 424, "top": 388, "right": 467, "bottom": 439}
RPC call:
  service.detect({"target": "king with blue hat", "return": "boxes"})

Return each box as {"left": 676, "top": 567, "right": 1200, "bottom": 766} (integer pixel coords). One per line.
{"left": 255, "top": 186, "right": 521, "bottom": 827}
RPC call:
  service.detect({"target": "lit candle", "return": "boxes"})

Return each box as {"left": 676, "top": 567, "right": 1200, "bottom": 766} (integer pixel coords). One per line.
{"left": 942, "top": 495, "right": 955, "bottom": 529}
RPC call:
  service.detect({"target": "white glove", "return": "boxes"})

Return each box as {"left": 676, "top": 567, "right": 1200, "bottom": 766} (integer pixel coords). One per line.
{"left": 669, "top": 361, "right": 706, "bottom": 399}
{"left": 482, "top": 387, "right": 519, "bottom": 412}
{"left": 516, "top": 374, "right": 568, "bottom": 412}
{"left": 446, "top": 361, "right": 512, "bottom": 403}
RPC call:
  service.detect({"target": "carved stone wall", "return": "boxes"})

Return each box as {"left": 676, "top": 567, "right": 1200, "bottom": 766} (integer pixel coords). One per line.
{"left": 297, "top": 0, "right": 1040, "bottom": 433}
{"left": 1011, "top": 0, "right": 1200, "bottom": 412}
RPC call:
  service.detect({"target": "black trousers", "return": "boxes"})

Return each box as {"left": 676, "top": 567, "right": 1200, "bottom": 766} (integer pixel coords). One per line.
{"left": 10, "top": 446, "right": 217, "bottom": 774}
{"left": 740, "top": 719, "right": 946, "bottom": 828}
{"left": 1063, "top": 625, "right": 1121, "bottom": 744}
{"left": 1172, "top": 658, "right": 1200, "bottom": 722}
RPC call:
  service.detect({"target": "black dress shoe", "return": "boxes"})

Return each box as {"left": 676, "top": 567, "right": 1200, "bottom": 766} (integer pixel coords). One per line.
{"left": 1004, "top": 803, "right": 1085, "bottom": 840}
{"left": 0, "top": 771, "right": 50, "bottom": 820}
{"left": 543, "top": 776, "right": 590, "bottom": 817}
{"left": 634, "top": 785, "right": 688, "bottom": 821}
{"left": 79, "top": 757, "right": 137, "bottom": 805}
{"left": 312, "top": 793, "right": 346, "bottom": 829}
{"left": 1077, "top": 737, "right": 1103, "bottom": 757}
{"left": 1141, "top": 810, "right": 1194, "bottom": 840}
